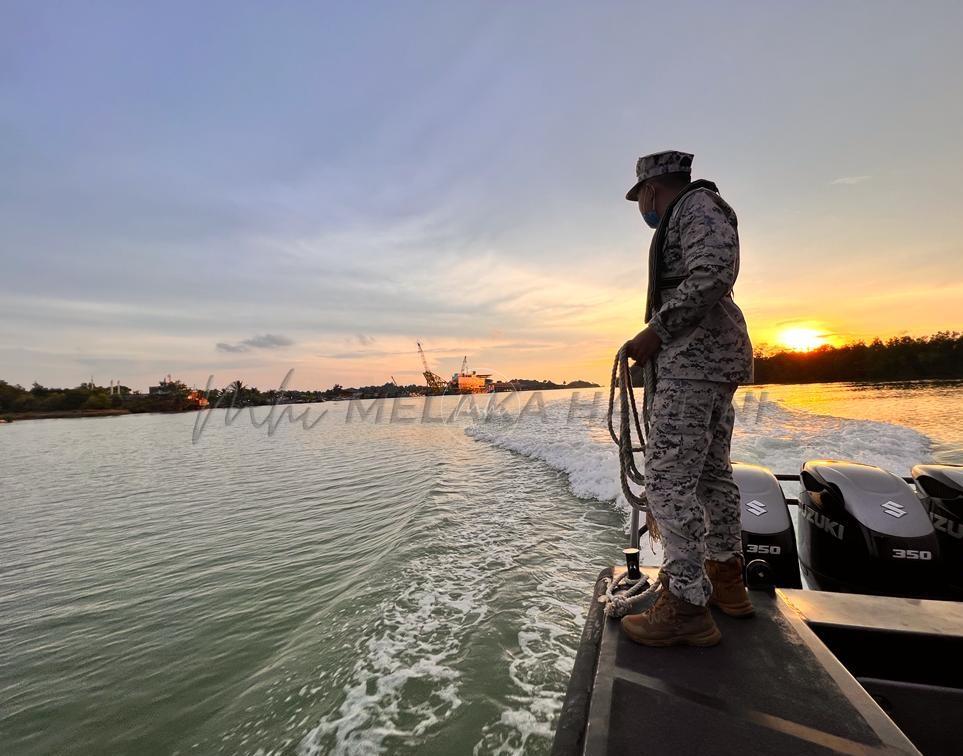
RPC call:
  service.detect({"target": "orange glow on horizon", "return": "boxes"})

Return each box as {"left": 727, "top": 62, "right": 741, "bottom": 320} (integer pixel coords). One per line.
{"left": 776, "top": 327, "right": 829, "bottom": 352}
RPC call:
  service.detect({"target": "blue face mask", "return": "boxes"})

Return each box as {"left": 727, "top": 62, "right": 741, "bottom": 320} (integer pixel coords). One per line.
{"left": 640, "top": 185, "right": 660, "bottom": 228}
{"left": 642, "top": 210, "right": 660, "bottom": 229}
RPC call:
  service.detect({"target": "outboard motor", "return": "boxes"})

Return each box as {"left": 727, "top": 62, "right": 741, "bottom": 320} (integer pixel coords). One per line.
{"left": 732, "top": 463, "right": 801, "bottom": 588}
{"left": 797, "top": 460, "right": 940, "bottom": 598}
{"left": 912, "top": 464, "right": 963, "bottom": 597}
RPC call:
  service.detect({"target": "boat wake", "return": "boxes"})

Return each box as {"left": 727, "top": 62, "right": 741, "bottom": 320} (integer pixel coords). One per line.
{"left": 294, "top": 431, "right": 622, "bottom": 756}
{"left": 465, "top": 387, "right": 932, "bottom": 520}
{"left": 298, "top": 390, "right": 933, "bottom": 756}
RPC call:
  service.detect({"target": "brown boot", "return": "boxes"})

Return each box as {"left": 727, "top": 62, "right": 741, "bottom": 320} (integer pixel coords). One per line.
{"left": 706, "top": 557, "right": 755, "bottom": 618}
{"left": 620, "top": 582, "right": 721, "bottom": 647}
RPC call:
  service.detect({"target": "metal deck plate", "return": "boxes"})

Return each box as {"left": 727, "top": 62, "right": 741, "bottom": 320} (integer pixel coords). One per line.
{"left": 555, "top": 569, "right": 921, "bottom": 756}
{"left": 779, "top": 589, "right": 963, "bottom": 637}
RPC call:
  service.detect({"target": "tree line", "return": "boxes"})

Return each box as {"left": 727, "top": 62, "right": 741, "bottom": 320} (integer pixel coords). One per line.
{"left": 0, "top": 379, "right": 435, "bottom": 418}
{"left": 1, "top": 376, "right": 607, "bottom": 418}
{"left": 0, "top": 380, "right": 196, "bottom": 416}
{"left": 751, "top": 331, "right": 962, "bottom": 384}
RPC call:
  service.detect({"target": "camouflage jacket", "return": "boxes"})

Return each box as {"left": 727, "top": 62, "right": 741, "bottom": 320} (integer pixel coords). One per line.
{"left": 646, "top": 184, "right": 754, "bottom": 384}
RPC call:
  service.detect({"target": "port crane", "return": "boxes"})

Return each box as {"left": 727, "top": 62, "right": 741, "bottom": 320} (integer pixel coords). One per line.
{"left": 417, "top": 342, "right": 449, "bottom": 394}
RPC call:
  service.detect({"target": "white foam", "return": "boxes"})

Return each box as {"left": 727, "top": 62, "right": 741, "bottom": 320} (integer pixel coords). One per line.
{"left": 467, "top": 388, "right": 931, "bottom": 511}
{"left": 297, "top": 558, "right": 481, "bottom": 756}
{"left": 466, "top": 388, "right": 932, "bottom": 562}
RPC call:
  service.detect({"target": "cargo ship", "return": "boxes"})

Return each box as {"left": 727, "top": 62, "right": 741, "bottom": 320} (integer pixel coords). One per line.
{"left": 417, "top": 342, "right": 494, "bottom": 394}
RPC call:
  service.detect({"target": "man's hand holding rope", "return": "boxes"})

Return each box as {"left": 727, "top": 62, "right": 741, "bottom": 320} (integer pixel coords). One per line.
{"left": 623, "top": 326, "right": 662, "bottom": 364}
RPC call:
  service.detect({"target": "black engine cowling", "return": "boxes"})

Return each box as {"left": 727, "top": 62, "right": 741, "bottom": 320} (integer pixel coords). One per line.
{"left": 797, "top": 459, "right": 941, "bottom": 598}
{"left": 733, "top": 462, "right": 801, "bottom": 588}
{"left": 912, "top": 464, "right": 963, "bottom": 597}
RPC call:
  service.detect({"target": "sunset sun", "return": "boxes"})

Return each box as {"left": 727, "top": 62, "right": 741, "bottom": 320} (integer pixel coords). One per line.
{"left": 777, "top": 327, "right": 828, "bottom": 352}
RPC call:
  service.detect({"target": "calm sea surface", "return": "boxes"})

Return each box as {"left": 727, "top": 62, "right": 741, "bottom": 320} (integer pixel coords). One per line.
{"left": 1, "top": 381, "right": 960, "bottom": 755}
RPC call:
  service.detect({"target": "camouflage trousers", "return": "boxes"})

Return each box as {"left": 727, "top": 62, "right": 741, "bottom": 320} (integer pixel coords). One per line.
{"left": 644, "top": 378, "right": 742, "bottom": 606}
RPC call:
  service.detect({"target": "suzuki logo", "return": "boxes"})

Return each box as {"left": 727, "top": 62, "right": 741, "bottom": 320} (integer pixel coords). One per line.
{"left": 881, "top": 500, "right": 907, "bottom": 518}
{"left": 745, "top": 499, "right": 767, "bottom": 516}
{"left": 931, "top": 513, "right": 963, "bottom": 539}
{"left": 801, "top": 503, "right": 845, "bottom": 540}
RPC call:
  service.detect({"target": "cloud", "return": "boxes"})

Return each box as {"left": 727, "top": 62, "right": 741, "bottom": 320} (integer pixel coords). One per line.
{"left": 355, "top": 333, "right": 376, "bottom": 346}
{"left": 243, "top": 333, "right": 294, "bottom": 349}
{"left": 215, "top": 342, "right": 248, "bottom": 353}
{"left": 216, "top": 333, "right": 294, "bottom": 353}
{"left": 830, "top": 175, "right": 871, "bottom": 185}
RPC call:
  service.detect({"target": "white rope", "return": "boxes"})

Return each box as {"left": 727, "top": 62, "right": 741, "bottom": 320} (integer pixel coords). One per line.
{"left": 598, "top": 347, "right": 664, "bottom": 618}
{"left": 606, "top": 347, "right": 649, "bottom": 512}
{"left": 599, "top": 572, "right": 663, "bottom": 619}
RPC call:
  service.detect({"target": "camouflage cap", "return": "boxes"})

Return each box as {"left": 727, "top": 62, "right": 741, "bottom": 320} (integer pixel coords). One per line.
{"left": 625, "top": 150, "right": 694, "bottom": 201}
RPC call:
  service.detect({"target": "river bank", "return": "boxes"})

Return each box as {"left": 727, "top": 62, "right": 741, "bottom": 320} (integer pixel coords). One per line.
{"left": 1, "top": 408, "right": 131, "bottom": 422}
{"left": 0, "top": 407, "right": 207, "bottom": 423}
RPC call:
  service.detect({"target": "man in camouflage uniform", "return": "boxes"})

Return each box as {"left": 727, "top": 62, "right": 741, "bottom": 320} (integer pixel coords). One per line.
{"left": 620, "top": 150, "right": 755, "bottom": 647}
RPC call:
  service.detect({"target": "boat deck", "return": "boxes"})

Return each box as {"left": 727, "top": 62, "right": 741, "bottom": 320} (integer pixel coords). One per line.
{"left": 551, "top": 568, "right": 963, "bottom": 756}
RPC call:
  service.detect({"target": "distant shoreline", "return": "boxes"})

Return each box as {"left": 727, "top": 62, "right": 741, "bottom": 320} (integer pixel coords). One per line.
{"left": 7, "top": 377, "right": 960, "bottom": 424}
{"left": 1, "top": 408, "right": 132, "bottom": 422}
{"left": 0, "top": 383, "right": 601, "bottom": 423}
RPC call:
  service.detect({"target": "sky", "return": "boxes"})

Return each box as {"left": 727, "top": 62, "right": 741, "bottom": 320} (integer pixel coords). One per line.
{"left": 2, "top": 1, "right": 962, "bottom": 391}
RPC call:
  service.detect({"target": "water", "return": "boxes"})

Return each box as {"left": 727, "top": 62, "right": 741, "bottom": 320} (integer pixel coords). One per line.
{"left": 752, "top": 381, "right": 963, "bottom": 464}
{"left": 1, "top": 381, "right": 960, "bottom": 755}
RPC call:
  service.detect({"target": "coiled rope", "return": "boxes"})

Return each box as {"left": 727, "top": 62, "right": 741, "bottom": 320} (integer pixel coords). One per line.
{"left": 600, "top": 570, "right": 663, "bottom": 619}
{"left": 600, "top": 347, "right": 667, "bottom": 618}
